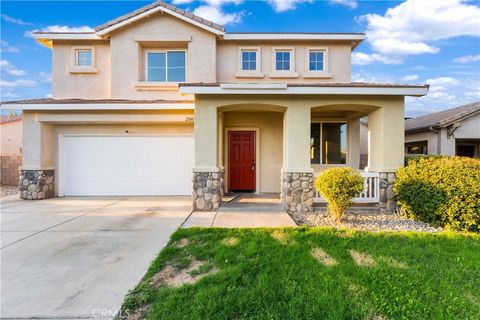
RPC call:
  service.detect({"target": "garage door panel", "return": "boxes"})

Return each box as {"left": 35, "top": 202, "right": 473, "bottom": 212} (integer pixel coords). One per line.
{"left": 62, "top": 136, "right": 193, "bottom": 196}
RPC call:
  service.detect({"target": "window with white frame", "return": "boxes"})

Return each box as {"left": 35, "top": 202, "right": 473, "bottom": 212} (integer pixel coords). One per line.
{"left": 146, "top": 50, "right": 186, "bottom": 82}
{"left": 75, "top": 49, "right": 93, "bottom": 67}
{"left": 311, "top": 122, "right": 347, "bottom": 165}
{"left": 308, "top": 50, "right": 325, "bottom": 71}
{"left": 241, "top": 49, "right": 257, "bottom": 71}
{"left": 274, "top": 49, "right": 292, "bottom": 71}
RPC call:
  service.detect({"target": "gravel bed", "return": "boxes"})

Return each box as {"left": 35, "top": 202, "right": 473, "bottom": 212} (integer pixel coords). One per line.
{"left": 1, "top": 185, "right": 19, "bottom": 198}
{"left": 293, "top": 210, "right": 442, "bottom": 232}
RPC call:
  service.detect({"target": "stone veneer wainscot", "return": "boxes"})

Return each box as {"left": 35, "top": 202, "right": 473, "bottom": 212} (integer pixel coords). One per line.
{"left": 379, "top": 172, "right": 397, "bottom": 212}
{"left": 19, "top": 169, "right": 55, "bottom": 200}
{"left": 281, "top": 171, "right": 314, "bottom": 214}
{"left": 192, "top": 169, "right": 223, "bottom": 211}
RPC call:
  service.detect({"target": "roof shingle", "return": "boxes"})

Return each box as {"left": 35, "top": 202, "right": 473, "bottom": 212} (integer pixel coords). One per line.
{"left": 405, "top": 101, "right": 480, "bottom": 132}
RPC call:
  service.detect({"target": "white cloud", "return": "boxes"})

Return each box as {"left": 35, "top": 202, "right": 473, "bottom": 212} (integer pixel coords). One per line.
{"left": 454, "top": 54, "right": 480, "bottom": 63}
{"left": 39, "top": 72, "right": 52, "bottom": 84}
{"left": 0, "top": 41, "right": 19, "bottom": 53}
{"left": 266, "top": 0, "right": 313, "bottom": 12}
{"left": 25, "top": 25, "right": 94, "bottom": 37}
{"left": 357, "top": 0, "right": 480, "bottom": 64}
{"left": 171, "top": 0, "right": 195, "bottom": 4}
{"left": 352, "top": 52, "right": 402, "bottom": 65}
{"left": 0, "top": 79, "right": 37, "bottom": 88}
{"left": 1, "top": 14, "right": 32, "bottom": 26}
{"left": 401, "top": 74, "right": 419, "bottom": 82}
{"left": 328, "top": 0, "right": 357, "bottom": 9}
{"left": 193, "top": 5, "right": 242, "bottom": 25}
{"left": 0, "top": 60, "right": 27, "bottom": 76}
{"left": 426, "top": 77, "right": 459, "bottom": 87}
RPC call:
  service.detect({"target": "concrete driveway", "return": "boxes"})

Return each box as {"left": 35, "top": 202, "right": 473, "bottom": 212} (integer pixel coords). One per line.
{"left": 1, "top": 196, "right": 191, "bottom": 319}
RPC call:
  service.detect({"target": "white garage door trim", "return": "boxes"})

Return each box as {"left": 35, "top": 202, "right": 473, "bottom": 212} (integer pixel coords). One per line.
{"left": 58, "top": 134, "right": 194, "bottom": 196}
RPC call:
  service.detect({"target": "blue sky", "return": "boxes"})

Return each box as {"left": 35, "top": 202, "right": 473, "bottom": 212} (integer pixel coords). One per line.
{"left": 1, "top": 0, "right": 479, "bottom": 116}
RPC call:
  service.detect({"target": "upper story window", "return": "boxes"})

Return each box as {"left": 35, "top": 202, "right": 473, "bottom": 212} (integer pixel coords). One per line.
{"left": 308, "top": 50, "right": 324, "bottom": 71}
{"left": 69, "top": 46, "right": 97, "bottom": 74}
{"left": 241, "top": 50, "right": 257, "bottom": 71}
{"left": 275, "top": 50, "right": 292, "bottom": 71}
{"left": 304, "top": 47, "right": 331, "bottom": 78}
{"left": 270, "top": 47, "right": 297, "bottom": 78}
{"left": 76, "top": 49, "right": 93, "bottom": 66}
{"left": 311, "top": 122, "right": 347, "bottom": 165}
{"left": 146, "top": 50, "right": 186, "bottom": 82}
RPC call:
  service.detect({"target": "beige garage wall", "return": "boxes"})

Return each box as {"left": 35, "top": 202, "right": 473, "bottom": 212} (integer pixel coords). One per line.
{"left": 222, "top": 111, "right": 283, "bottom": 193}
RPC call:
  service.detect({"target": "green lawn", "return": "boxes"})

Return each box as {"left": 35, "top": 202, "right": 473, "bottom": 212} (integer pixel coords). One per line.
{"left": 122, "top": 228, "right": 480, "bottom": 320}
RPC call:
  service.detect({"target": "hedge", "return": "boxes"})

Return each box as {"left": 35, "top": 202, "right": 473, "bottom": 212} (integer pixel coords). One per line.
{"left": 394, "top": 156, "right": 480, "bottom": 232}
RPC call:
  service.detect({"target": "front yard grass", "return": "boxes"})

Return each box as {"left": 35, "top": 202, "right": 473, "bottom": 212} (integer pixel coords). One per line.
{"left": 121, "top": 228, "right": 480, "bottom": 320}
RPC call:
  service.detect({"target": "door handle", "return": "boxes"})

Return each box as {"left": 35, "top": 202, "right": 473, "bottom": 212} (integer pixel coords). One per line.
{"left": 252, "top": 163, "right": 255, "bottom": 171}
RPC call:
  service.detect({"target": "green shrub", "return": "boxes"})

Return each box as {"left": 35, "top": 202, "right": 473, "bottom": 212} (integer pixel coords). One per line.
{"left": 394, "top": 156, "right": 480, "bottom": 232}
{"left": 314, "top": 167, "right": 363, "bottom": 223}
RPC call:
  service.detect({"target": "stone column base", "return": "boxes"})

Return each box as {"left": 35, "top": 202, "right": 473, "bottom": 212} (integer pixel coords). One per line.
{"left": 19, "top": 169, "right": 55, "bottom": 200}
{"left": 281, "top": 171, "right": 314, "bottom": 214}
{"left": 192, "top": 169, "right": 223, "bottom": 211}
{"left": 379, "top": 172, "right": 397, "bottom": 212}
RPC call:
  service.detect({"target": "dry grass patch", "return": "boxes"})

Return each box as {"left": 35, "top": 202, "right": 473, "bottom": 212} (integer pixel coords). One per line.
{"left": 150, "top": 260, "right": 218, "bottom": 289}
{"left": 311, "top": 248, "right": 338, "bottom": 266}
{"left": 125, "top": 304, "right": 149, "bottom": 320}
{"left": 176, "top": 238, "right": 189, "bottom": 248}
{"left": 379, "top": 256, "right": 408, "bottom": 269}
{"left": 465, "top": 292, "right": 480, "bottom": 307}
{"left": 222, "top": 236, "right": 240, "bottom": 247}
{"left": 349, "top": 250, "right": 377, "bottom": 267}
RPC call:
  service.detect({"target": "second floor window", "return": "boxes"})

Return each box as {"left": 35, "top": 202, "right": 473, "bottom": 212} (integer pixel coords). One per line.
{"left": 76, "top": 49, "right": 93, "bottom": 66}
{"left": 309, "top": 50, "right": 324, "bottom": 71}
{"left": 241, "top": 50, "right": 257, "bottom": 71}
{"left": 275, "top": 50, "right": 291, "bottom": 71}
{"left": 146, "top": 50, "right": 186, "bottom": 82}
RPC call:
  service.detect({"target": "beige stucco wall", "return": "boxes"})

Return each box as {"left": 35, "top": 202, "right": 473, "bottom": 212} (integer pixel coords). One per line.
{"left": 52, "top": 40, "right": 111, "bottom": 99}
{"left": 217, "top": 41, "right": 351, "bottom": 83}
{"left": 454, "top": 113, "right": 480, "bottom": 139}
{"left": 1, "top": 120, "right": 22, "bottom": 155}
{"left": 223, "top": 111, "right": 283, "bottom": 193}
{"left": 109, "top": 13, "right": 216, "bottom": 100}
{"left": 405, "top": 130, "right": 438, "bottom": 154}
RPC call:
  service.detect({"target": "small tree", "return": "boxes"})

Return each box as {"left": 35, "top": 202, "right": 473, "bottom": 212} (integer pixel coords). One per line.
{"left": 314, "top": 167, "right": 363, "bottom": 223}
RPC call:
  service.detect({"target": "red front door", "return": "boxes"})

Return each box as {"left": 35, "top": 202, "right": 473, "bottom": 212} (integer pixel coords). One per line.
{"left": 229, "top": 131, "right": 255, "bottom": 191}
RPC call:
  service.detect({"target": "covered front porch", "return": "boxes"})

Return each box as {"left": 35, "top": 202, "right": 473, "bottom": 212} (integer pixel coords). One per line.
{"left": 181, "top": 83, "right": 428, "bottom": 213}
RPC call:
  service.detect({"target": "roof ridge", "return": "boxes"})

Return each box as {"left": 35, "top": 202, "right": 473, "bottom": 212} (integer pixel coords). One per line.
{"left": 94, "top": 0, "right": 225, "bottom": 34}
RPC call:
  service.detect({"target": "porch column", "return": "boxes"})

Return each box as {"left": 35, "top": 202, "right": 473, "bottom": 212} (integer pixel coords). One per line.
{"left": 281, "top": 105, "right": 314, "bottom": 214}
{"left": 347, "top": 118, "right": 360, "bottom": 169}
{"left": 367, "top": 99, "right": 404, "bottom": 211}
{"left": 20, "top": 112, "right": 55, "bottom": 200}
{"left": 192, "top": 101, "right": 222, "bottom": 211}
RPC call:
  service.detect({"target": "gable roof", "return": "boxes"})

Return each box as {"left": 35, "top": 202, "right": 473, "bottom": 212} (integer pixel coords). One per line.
{"left": 405, "top": 101, "right": 480, "bottom": 132}
{"left": 1, "top": 114, "right": 22, "bottom": 124}
{"left": 95, "top": 1, "right": 225, "bottom": 36}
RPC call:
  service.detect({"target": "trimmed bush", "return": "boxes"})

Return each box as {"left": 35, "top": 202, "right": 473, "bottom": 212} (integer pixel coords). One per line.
{"left": 394, "top": 157, "right": 480, "bottom": 232}
{"left": 314, "top": 167, "right": 363, "bottom": 223}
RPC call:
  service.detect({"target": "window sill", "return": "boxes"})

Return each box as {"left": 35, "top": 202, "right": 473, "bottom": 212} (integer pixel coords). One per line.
{"left": 269, "top": 71, "right": 299, "bottom": 79}
{"left": 235, "top": 71, "right": 264, "bottom": 79}
{"left": 135, "top": 82, "right": 179, "bottom": 91}
{"left": 303, "top": 71, "right": 332, "bottom": 79}
{"left": 68, "top": 67, "right": 98, "bottom": 74}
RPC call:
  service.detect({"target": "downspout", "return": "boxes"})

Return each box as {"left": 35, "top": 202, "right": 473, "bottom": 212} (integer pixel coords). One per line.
{"left": 429, "top": 126, "right": 441, "bottom": 154}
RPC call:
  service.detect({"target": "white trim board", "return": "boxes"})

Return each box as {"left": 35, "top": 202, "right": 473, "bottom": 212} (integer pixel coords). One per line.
{"left": 179, "top": 85, "right": 429, "bottom": 96}
{"left": 223, "top": 33, "right": 365, "bottom": 41}
{"left": 1, "top": 103, "right": 195, "bottom": 111}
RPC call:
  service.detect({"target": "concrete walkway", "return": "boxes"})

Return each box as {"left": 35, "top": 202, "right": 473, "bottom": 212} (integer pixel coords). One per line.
{"left": 183, "top": 194, "right": 297, "bottom": 228}
{"left": 1, "top": 196, "right": 191, "bottom": 319}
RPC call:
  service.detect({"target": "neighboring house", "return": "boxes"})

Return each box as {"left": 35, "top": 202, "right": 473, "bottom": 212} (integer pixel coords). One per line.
{"left": 1, "top": 1, "right": 428, "bottom": 212}
{"left": 0, "top": 115, "right": 23, "bottom": 186}
{"left": 405, "top": 102, "right": 480, "bottom": 158}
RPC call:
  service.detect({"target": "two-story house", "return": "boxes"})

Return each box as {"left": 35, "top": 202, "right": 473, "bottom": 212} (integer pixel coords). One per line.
{"left": 2, "top": 1, "right": 429, "bottom": 213}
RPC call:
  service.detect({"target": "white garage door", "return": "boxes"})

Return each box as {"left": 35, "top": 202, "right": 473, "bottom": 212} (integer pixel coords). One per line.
{"left": 61, "top": 135, "right": 194, "bottom": 196}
